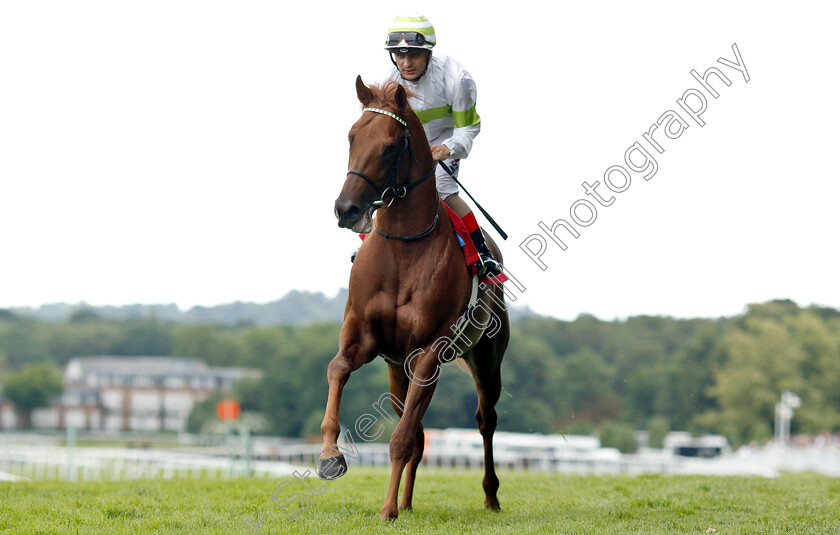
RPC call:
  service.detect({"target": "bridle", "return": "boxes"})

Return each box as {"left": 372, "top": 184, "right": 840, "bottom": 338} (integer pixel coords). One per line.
{"left": 347, "top": 107, "right": 435, "bottom": 209}
{"left": 346, "top": 107, "right": 439, "bottom": 241}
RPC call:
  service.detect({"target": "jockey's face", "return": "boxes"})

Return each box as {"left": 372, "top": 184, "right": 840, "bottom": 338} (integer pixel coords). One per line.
{"left": 394, "top": 50, "right": 429, "bottom": 82}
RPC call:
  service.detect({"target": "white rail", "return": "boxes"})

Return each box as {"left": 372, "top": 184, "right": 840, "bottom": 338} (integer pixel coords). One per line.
{"left": 4, "top": 435, "right": 838, "bottom": 481}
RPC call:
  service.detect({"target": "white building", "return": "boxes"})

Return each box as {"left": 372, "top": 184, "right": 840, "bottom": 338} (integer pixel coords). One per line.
{"left": 424, "top": 428, "right": 620, "bottom": 464}
{"left": 4, "top": 356, "right": 260, "bottom": 433}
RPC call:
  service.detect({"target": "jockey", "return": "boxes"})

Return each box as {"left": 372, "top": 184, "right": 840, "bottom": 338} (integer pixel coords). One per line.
{"left": 382, "top": 13, "right": 503, "bottom": 278}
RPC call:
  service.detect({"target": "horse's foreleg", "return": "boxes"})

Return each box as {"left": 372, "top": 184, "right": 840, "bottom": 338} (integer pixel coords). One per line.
{"left": 386, "top": 363, "right": 424, "bottom": 512}
{"left": 381, "top": 352, "right": 439, "bottom": 520}
{"left": 318, "top": 320, "right": 376, "bottom": 480}
{"left": 400, "top": 425, "right": 425, "bottom": 511}
{"left": 317, "top": 353, "right": 353, "bottom": 480}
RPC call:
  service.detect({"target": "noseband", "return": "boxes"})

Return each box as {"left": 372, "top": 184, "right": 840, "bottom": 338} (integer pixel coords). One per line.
{"left": 346, "top": 107, "right": 439, "bottom": 241}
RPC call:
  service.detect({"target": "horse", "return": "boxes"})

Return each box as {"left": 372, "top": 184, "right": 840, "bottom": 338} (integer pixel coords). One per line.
{"left": 318, "top": 76, "right": 509, "bottom": 521}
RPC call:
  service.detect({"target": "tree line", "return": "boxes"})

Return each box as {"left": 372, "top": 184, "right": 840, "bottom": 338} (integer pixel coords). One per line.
{"left": 1, "top": 299, "right": 839, "bottom": 449}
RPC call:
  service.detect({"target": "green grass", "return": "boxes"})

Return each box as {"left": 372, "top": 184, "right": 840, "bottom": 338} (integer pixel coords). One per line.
{"left": 1, "top": 469, "right": 838, "bottom": 534}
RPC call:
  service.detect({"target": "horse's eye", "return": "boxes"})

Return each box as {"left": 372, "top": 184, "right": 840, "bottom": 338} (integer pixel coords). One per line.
{"left": 384, "top": 145, "right": 397, "bottom": 156}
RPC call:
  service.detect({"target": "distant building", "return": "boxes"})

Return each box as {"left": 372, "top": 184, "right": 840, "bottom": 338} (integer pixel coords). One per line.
{"left": 1, "top": 356, "right": 260, "bottom": 432}
{"left": 664, "top": 432, "right": 731, "bottom": 458}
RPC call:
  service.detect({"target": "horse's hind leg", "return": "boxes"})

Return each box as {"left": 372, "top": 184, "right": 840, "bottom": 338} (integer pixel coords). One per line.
{"left": 468, "top": 282, "right": 508, "bottom": 511}
{"left": 471, "top": 363, "right": 502, "bottom": 510}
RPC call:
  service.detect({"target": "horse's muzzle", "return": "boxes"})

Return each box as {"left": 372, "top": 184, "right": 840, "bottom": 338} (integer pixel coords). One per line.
{"left": 334, "top": 197, "right": 373, "bottom": 233}
{"left": 334, "top": 198, "right": 360, "bottom": 228}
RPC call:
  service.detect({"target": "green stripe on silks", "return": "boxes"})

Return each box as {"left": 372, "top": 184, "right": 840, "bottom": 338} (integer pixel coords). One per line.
{"left": 413, "top": 105, "right": 452, "bottom": 124}
{"left": 453, "top": 106, "right": 480, "bottom": 128}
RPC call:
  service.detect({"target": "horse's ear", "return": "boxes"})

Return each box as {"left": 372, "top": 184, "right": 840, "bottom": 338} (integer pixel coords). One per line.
{"left": 394, "top": 84, "right": 408, "bottom": 112}
{"left": 356, "top": 75, "right": 373, "bottom": 106}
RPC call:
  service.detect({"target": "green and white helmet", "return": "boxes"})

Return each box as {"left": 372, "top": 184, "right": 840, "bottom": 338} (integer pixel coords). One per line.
{"left": 385, "top": 13, "right": 436, "bottom": 53}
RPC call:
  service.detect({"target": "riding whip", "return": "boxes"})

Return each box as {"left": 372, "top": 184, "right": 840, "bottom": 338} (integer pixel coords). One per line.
{"left": 438, "top": 161, "right": 508, "bottom": 240}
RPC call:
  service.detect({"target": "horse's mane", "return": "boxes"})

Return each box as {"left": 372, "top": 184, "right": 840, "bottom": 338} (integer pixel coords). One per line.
{"left": 365, "top": 81, "right": 419, "bottom": 114}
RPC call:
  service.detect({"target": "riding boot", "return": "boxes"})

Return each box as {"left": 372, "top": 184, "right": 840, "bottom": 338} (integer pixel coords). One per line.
{"left": 469, "top": 229, "right": 503, "bottom": 277}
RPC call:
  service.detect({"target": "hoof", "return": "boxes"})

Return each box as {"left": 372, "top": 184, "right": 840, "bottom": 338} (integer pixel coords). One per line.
{"left": 380, "top": 505, "right": 399, "bottom": 521}
{"left": 484, "top": 498, "right": 501, "bottom": 511}
{"left": 316, "top": 454, "right": 347, "bottom": 481}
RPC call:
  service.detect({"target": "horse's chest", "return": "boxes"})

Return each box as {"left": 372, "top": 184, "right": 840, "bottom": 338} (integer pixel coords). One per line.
{"left": 368, "top": 291, "right": 456, "bottom": 355}
{"left": 371, "top": 294, "right": 434, "bottom": 332}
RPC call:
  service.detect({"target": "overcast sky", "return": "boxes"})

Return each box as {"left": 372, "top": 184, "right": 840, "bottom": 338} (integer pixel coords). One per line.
{"left": 1, "top": 1, "right": 838, "bottom": 321}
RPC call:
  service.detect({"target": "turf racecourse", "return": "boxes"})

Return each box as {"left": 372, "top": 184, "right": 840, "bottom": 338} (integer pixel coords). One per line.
{"left": 1, "top": 469, "right": 838, "bottom": 534}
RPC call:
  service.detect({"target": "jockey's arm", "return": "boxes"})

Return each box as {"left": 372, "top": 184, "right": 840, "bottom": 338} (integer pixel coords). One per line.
{"left": 440, "top": 72, "right": 481, "bottom": 160}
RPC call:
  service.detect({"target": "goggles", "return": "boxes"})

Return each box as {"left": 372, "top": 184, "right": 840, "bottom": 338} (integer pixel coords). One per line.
{"left": 385, "top": 31, "right": 427, "bottom": 47}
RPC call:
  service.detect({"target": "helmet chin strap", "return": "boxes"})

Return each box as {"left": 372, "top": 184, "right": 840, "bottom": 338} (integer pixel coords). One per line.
{"left": 389, "top": 50, "right": 432, "bottom": 80}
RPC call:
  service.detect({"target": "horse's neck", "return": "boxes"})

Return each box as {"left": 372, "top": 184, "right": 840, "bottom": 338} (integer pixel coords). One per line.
{"left": 377, "top": 176, "right": 437, "bottom": 219}
{"left": 374, "top": 135, "right": 439, "bottom": 238}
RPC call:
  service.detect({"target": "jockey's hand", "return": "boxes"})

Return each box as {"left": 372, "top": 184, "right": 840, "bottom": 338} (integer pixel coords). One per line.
{"left": 430, "top": 144, "right": 451, "bottom": 161}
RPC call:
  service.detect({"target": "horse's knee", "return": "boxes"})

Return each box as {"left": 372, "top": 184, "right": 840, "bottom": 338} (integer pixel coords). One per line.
{"left": 326, "top": 357, "right": 352, "bottom": 383}
{"left": 389, "top": 428, "right": 416, "bottom": 465}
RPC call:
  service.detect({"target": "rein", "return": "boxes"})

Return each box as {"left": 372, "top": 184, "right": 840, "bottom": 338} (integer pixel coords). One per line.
{"left": 347, "top": 107, "right": 438, "bottom": 241}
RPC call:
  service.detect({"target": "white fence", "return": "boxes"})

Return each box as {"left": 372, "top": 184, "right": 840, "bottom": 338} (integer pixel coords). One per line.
{"left": 733, "top": 444, "right": 840, "bottom": 477}
{"left": 0, "top": 443, "right": 300, "bottom": 482}
{"left": 4, "top": 432, "right": 839, "bottom": 482}
{"left": 254, "top": 443, "right": 781, "bottom": 477}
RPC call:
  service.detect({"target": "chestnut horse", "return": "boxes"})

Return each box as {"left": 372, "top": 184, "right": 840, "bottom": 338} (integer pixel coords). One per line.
{"left": 318, "top": 76, "right": 509, "bottom": 520}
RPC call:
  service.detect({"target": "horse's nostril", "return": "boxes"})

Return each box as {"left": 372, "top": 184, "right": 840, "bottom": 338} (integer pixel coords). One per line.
{"left": 334, "top": 198, "right": 362, "bottom": 227}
